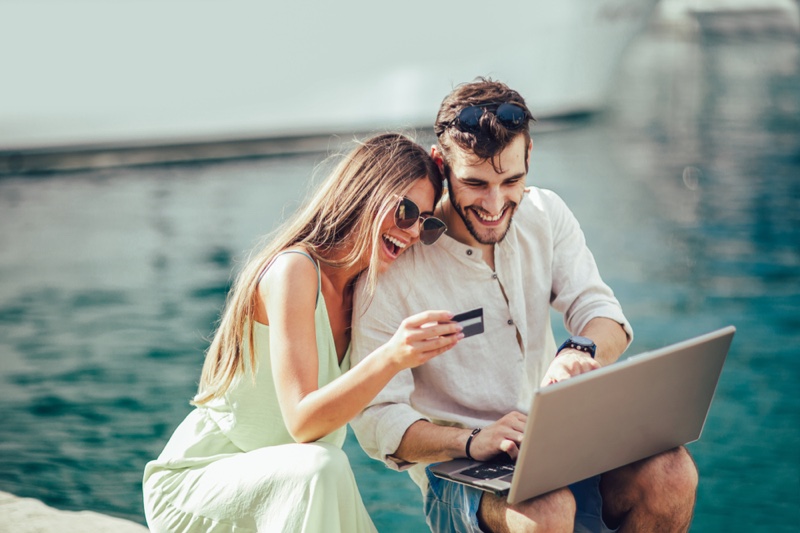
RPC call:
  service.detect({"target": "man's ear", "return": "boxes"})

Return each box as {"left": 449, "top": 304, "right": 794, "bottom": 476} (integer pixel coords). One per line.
{"left": 526, "top": 140, "right": 533, "bottom": 168}
{"left": 430, "top": 145, "right": 445, "bottom": 175}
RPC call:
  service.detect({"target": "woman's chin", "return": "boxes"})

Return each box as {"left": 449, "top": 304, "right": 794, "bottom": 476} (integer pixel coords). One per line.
{"left": 376, "top": 244, "right": 401, "bottom": 272}
{"left": 377, "top": 253, "right": 395, "bottom": 273}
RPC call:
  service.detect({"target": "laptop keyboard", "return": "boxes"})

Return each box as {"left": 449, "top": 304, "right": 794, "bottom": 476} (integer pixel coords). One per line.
{"left": 460, "top": 462, "right": 515, "bottom": 480}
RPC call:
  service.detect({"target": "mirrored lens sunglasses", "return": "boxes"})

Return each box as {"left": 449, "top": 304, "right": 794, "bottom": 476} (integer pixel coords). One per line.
{"left": 395, "top": 197, "right": 447, "bottom": 245}
{"left": 448, "top": 102, "right": 528, "bottom": 134}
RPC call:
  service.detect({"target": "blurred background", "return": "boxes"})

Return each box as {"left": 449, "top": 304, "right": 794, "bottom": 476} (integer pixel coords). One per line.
{"left": 1, "top": 0, "right": 798, "bottom": 531}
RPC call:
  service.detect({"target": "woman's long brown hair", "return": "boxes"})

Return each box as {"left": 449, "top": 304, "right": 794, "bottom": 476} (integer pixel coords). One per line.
{"left": 192, "top": 133, "right": 442, "bottom": 405}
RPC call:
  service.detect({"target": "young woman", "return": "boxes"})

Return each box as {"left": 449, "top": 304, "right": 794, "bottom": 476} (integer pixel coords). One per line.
{"left": 142, "top": 133, "right": 463, "bottom": 532}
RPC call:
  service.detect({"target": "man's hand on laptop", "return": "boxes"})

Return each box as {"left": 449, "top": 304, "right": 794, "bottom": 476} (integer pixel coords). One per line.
{"left": 467, "top": 412, "right": 527, "bottom": 461}
{"left": 540, "top": 350, "right": 600, "bottom": 387}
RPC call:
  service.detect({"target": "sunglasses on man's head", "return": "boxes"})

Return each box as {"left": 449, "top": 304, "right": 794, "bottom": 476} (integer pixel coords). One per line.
{"left": 444, "top": 102, "right": 528, "bottom": 134}
{"left": 394, "top": 197, "right": 447, "bottom": 245}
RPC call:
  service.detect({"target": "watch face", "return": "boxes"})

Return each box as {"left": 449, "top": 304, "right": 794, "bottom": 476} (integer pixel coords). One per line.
{"left": 557, "top": 336, "right": 596, "bottom": 358}
{"left": 571, "top": 336, "right": 594, "bottom": 347}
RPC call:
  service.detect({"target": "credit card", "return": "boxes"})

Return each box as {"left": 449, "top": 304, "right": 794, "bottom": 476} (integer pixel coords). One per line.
{"left": 452, "top": 307, "right": 484, "bottom": 338}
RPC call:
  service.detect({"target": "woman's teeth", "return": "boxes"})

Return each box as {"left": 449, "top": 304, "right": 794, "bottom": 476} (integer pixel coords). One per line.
{"left": 383, "top": 234, "right": 406, "bottom": 252}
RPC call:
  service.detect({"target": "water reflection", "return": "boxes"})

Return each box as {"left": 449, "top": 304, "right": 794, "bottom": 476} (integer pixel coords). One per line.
{"left": 603, "top": 18, "right": 800, "bottom": 532}
{"left": 0, "top": 17, "right": 798, "bottom": 533}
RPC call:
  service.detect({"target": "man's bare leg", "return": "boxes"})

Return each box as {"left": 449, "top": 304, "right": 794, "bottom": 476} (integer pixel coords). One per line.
{"left": 600, "top": 447, "right": 699, "bottom": 532}
{"left": 477, "top": 487, "right": 576, "bottom": 533}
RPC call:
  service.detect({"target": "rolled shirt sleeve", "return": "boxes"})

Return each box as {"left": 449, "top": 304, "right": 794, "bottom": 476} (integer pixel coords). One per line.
{"left": 543, "top": 190, "right": 633, "bottom": 342}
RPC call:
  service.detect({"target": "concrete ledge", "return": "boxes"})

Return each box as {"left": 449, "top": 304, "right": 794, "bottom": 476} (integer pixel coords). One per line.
{"left": 0, "top": 491, "right": 148, "bottom": 533}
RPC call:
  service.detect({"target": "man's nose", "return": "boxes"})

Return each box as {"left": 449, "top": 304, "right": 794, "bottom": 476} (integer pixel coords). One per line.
{"left": 483, "top": 187, "right": 504, "bottom": 213}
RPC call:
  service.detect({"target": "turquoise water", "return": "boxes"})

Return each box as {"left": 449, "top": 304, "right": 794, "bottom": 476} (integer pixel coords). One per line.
{"left": 1, "top": 26, "right": 799, "bottom": 532}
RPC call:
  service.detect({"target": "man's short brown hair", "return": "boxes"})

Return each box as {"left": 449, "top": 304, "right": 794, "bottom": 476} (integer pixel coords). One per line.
{"left": 434, "top": 77, "right": 535, "bottom": 170}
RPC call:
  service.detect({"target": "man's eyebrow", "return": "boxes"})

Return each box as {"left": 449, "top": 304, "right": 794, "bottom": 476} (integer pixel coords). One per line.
{"left": 456, "top": 173, "right": 489, "bottom": 182}
{"left": 458, "top": 172, "right": 527, "bottom": 182}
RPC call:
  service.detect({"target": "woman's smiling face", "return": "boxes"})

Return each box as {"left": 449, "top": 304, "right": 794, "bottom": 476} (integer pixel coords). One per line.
{"left": 375, "top": 178, "right": 437, "bottom": 272}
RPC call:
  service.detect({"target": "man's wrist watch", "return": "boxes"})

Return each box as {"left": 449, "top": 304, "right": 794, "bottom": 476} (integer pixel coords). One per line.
{"left": 556, "top": 335, "right": 596, "bottom": 358}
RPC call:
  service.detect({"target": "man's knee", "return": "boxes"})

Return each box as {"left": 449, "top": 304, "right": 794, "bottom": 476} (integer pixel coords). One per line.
{"left": 601, "top": 448, "right": 698, "bottom": 529}
{"left": 620, "top": 447, "right": 698, "bottom": 531}
{"left": 510, "top": 487, "right": 576, "bottom": 532}
{"left": 647, "top": 447, "right": 698, "bottom": 497}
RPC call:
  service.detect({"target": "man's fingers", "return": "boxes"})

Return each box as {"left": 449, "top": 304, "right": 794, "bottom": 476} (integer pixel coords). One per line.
{"left": 511, "top": 411, "right": 527, "bottom": 425}
{"left": 497, "top": 412, "right": 527, "bottom": 433}
{"left": 506, "top": 431, "right": 524, "bottom": 445}
{"left": 559, "top": 353, "right": 599, "bottom": 375}
{"left": 542, "top": 354, "right": 599, "bottom": 385}
{"left": 499, "top": 439, "right": 519, "bottom": 459}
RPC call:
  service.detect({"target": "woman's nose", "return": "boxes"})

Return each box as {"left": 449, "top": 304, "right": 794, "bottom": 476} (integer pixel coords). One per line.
{"left": 404, "top": 218, "right": 422, "bottom": 240}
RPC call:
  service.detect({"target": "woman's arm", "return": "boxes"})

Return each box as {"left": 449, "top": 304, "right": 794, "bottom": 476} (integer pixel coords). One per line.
{"left": 262, "top": 253, "right": 462, "bottom": 443}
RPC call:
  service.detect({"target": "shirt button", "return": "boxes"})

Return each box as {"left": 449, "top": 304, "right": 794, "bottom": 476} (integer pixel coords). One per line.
{"left": 507, "top": 319, "right": 514, "bottom": 325}
{"left": 466, "top": 249, "right": 473, "bottom": 256}
{"left": 492, "top": 273, "right": 498, "bottom": 280}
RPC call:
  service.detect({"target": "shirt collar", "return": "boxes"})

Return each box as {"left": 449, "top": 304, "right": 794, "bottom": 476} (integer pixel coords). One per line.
{"left": 434, "top": 216, "right": 520, "bottom": 267}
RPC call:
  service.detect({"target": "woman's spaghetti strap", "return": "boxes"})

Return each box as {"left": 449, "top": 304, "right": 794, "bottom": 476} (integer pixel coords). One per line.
{"left": 256, "top": 250, "right": 321, "bottom": 307}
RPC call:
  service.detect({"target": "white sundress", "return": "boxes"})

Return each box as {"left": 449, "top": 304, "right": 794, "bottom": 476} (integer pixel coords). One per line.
{"left": 142, "top": 251, "right": 377, "bottom": 533}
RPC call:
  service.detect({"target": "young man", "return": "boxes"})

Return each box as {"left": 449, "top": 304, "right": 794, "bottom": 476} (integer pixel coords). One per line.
{"left": 350, "top": 79, "right": 698, "bottom": 532}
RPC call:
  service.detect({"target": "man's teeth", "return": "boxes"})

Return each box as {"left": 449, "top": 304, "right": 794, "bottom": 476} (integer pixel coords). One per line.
{"left": 476, "top": 209, "right": 503, "bottom": 222}
{"left": 384, "top": 235, "right": 406, "bottom": 249}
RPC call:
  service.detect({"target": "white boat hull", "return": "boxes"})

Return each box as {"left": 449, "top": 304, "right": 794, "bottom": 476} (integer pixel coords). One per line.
{"left": 0, "top": 1, "right": 656, "bottom": 151}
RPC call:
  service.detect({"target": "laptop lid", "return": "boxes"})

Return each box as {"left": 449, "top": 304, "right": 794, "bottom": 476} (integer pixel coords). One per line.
{"left": 506, "top": 325, "right": 734, "bottom": 503}
{"left": 428, "top": 327, "right": 734, "bottom": 502}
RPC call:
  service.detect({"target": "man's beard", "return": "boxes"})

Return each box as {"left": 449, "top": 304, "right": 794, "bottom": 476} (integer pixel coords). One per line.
{"left": 448, "top": 180, "right": 516, "bottom": 245}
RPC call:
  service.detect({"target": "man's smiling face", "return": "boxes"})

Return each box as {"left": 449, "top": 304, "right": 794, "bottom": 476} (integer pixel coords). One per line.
{"left": 444, "top": 134, "right": 530, "bottom": 246}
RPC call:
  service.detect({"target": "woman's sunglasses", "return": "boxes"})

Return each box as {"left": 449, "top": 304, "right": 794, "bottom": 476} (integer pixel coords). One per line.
{"left": 444, "top": 102, "right": 528, "bottom": 134}
{"left": 394, "top": 197, "right": 447, "bottom": 245}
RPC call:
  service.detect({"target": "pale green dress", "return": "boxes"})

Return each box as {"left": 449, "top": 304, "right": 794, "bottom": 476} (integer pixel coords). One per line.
{"left": 143, "top": 251, "right": 377, "bottom": 533}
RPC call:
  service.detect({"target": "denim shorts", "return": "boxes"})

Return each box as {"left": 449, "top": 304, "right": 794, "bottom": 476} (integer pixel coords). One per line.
{"left": 423, "top": 466, "right": 618, "bottom": 533}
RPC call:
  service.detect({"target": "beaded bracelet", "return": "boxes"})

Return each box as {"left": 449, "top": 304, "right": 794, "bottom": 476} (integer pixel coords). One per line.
{"left": 465, "top": 428, "right": 482, "bottom": 460}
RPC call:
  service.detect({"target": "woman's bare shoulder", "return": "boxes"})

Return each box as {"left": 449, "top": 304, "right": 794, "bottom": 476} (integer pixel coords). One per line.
{"left": 259, "top": 248, "right": 318, "bottom": 304}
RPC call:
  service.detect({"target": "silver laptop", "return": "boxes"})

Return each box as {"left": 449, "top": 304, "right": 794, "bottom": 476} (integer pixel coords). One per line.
{"left": 429, "top": 326, "right": 735, "bottom": 504}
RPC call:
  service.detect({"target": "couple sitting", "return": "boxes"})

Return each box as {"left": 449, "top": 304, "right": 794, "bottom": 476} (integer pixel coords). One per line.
{"left": 143, "top": 79, "right": 698, "bottom": 533}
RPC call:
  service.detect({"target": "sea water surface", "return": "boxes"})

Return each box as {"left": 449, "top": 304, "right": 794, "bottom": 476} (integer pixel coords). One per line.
{"left": 1, "top": 21, "right": 798, "bottom": 533}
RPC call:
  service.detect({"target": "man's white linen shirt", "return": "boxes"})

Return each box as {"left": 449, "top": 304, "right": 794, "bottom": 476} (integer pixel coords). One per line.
{"left": 350, "top": 187, "right": 633, "bottom": 480}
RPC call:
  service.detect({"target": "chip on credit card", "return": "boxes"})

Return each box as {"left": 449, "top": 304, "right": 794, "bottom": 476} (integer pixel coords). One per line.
{"left": 452, "top": 307, "right": 484, "bottom": 338}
